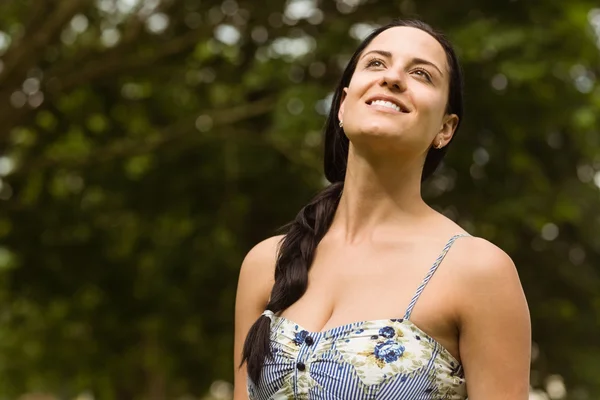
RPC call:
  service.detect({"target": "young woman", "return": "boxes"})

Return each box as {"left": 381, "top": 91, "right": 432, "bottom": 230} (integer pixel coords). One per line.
{"left": 234, "top": 19, "right": 531, "bottom": 400}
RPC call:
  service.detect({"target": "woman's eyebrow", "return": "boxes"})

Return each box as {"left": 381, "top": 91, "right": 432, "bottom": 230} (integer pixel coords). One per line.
{"left": 361, "top": 49, "right": 392, "bottom": 60}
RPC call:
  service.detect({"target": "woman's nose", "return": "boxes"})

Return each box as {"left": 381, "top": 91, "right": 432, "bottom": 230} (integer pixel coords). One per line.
{"left": 380, "top": 71, "right": 406, "bottom": 91}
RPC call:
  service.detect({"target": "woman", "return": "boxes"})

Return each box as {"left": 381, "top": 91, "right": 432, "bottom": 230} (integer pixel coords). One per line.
{"left": 234, "top": 19, "right": 531, "bottom": 400}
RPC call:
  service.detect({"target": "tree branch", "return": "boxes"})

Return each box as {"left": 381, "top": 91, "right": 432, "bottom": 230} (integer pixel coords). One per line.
{"left": 0, "top": 0, "right": 87, "bottom": 85}
{"left": 0, "top": 20, "right": 207, "bottom": 139}
{"left": 11, "top": 96, "right": 276, "bottom": 175}
{"left": 46, "top": 28, "right": 207, "bottom": 92}
{"left": 0, "top": 0, "right": 87, "bottom": 140}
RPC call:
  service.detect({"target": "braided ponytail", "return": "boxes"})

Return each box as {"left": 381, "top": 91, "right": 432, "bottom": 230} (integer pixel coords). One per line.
{"left": 241, "top": 181, "right": 343, "bottom": 384}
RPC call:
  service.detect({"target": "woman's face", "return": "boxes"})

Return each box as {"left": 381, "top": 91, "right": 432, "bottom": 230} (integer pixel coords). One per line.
{"left": 339, "top": 26, "right": 458, "bottom": 158}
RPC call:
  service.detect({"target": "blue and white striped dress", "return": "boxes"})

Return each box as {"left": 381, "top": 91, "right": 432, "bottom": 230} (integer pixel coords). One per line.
{"left": 248, "top": 234, "right": 469, "bottom": 400}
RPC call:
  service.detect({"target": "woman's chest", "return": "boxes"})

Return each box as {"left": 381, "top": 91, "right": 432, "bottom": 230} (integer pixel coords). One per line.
{"left": 280, "top": 245, "right": 462, "bottom": 360}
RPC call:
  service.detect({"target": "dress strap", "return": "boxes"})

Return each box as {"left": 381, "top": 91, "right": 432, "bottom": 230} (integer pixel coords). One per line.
{"left": 403, "top": 233, "right": 471, "bottom": 320}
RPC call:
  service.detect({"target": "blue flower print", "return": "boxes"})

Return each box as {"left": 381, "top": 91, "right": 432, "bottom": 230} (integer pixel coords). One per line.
{"left": 379, "top": 326, "right": 395, "bottom": 338}
{"left": 293, "top": 330, "right": 309, "bottom": 345}
{"left": 374, "top": 340, "right": 405, "bottom": 363}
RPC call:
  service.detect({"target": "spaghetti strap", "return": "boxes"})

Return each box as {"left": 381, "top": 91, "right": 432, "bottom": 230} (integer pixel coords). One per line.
{"left": 403, "top": 233, "right": 471, "bottom": 320}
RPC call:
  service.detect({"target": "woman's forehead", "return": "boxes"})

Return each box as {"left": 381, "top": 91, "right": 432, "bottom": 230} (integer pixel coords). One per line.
{"left": 363, "top": 26, "right": 448, "bottom": 69}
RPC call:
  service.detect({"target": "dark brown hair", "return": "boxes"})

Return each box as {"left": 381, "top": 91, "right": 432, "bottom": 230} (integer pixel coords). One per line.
{"left": 241, "top": 18, "right": 464, "bottom": 385}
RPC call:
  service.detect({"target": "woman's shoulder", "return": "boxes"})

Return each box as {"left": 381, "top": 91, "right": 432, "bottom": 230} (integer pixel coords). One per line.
{"left": 242, "top": 235, "right": 285, "bottom": 269}
{"left": 432, "top": 214, "right": 515, "bottom": 275}
{"left": 238, "top": 235, "right": 285, "bottom": 293}
{"left": 449, "top": 235, "right": 524, "bottom": 305}
{"left": 452, "top": 235, "right": 515, "bottom": 274}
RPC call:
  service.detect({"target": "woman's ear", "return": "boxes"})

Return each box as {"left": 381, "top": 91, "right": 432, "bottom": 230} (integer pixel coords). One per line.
{"left": 438, "top": 113, "right": 459, "bottom": 144}
{"left": 338, "top": 88, "right": 348, "bottom": 123}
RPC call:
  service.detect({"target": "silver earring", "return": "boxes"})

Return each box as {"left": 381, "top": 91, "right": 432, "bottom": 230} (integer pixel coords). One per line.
{"left": 436, "top": 140, "right": 443, "bottom": 149}
{"left": 339, "top": 120, "right": 344, "bottom": 128}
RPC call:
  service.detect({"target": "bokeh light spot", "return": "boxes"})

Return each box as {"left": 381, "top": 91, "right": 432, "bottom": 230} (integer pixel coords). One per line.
{"left": 491, "top": 73, "right": 508, "bottom": 91}
{"left": 541, "top": 223, "right": 559, "bottom": 241}
{"left": 146, "top": 13, "right": 169, "bottom": 34}
{"left": 196, "top": 115, "right": 213, "bottom": 132}
{"left": 214, "top": 24, "right": 241, "bottom": 45}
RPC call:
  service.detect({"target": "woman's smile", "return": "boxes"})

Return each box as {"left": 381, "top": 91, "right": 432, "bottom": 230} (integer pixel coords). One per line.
{"left": 366, "top": 101, "right": 408, "bottom": 114}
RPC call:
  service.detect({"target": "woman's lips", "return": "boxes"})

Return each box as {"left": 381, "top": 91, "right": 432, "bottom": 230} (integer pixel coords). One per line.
{"left": 366, "top": 102, "right": 406, "bottom": 114}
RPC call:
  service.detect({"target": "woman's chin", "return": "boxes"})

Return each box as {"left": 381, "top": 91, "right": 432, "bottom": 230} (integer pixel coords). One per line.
{"left": 349, "top": 125, "right": 406, "bottom": 141}
{"left": 346, "top": 126, "right": 419, "bottom": 155}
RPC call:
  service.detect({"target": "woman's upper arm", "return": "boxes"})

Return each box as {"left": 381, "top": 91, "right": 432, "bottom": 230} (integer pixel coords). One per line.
{"left": 233, "top": 235, "right": 282, "bottom": 400}
{"left": 457, "top": 238, "right": 531, "bottom": 400}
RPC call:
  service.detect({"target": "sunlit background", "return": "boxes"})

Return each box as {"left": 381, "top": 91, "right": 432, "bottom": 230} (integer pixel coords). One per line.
{"left": 0, "top": 0, "right": 599, "bottom": 399}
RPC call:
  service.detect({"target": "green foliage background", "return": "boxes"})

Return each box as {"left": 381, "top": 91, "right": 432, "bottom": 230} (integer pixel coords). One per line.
{"left": 0, "top": 0, "right": 599, "bottom": 398}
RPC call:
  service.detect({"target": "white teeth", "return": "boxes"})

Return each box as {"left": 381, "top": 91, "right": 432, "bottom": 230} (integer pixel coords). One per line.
{"left": 371, "top": 99, "right": 401, "bottom": 112}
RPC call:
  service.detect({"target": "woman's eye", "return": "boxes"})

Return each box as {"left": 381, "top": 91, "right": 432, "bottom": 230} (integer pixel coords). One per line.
{"left": 367, "top": 59, "right": 384, "bottom": 68}
{"left": 413, "top": 69, "right": 432, "bottom": 81}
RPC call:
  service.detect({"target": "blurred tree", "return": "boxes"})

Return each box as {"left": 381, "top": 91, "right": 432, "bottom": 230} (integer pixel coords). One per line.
{"left": 0, "top": 0, "right": 599, "bottom": 398}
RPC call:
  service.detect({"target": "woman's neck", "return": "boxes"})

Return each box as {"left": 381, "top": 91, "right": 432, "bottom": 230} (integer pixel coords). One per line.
{"left": 329, "top": 145, "right": 432, "bottom": 244}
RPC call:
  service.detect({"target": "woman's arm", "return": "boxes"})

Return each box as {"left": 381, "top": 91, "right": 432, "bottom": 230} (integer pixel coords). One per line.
{"left": 233, "top": 236, "right": 281, "bottom": 400}
{"left": 457, "top": 238, "right": 531, "bottom": 399}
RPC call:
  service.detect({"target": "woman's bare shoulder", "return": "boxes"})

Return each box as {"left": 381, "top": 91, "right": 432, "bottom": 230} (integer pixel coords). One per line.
{"left": 452, "top": 235, "right": 517, "bottom": 278}
{"left": 238, "top": 235, "right": 285, "bottom": 295}
{"left": 235, "top": 235, "right": 285, "bottom": 330}
{"left": 242, "top": 235, "right": 284, "bottom": 271}
{"left": 450, "top": 234, "right": 528, "bottom": 318}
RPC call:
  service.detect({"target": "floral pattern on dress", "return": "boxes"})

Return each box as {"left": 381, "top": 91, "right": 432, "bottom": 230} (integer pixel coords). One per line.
{"left": 296, "top": 368, "right": 318, "bottom": 399}
{"left": 424, "top": 363, "right": 467, "bottom": 400}
{"left": 378, "top": 326, "right": 396, "bottom": 339}
{"left": 428, "top": 357, "right": 467, "bottom": 399}
{"left": 250, "top": 316, "right": 467, "bottom": 400}
{"left": 335, "top": 319, "right": 432, "bottom": 386}
{"left": 294, "top": 330, "right": 309, "bottom": 346}
{"left": 373, "top": 339, "right": 405, "bottom": 364}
